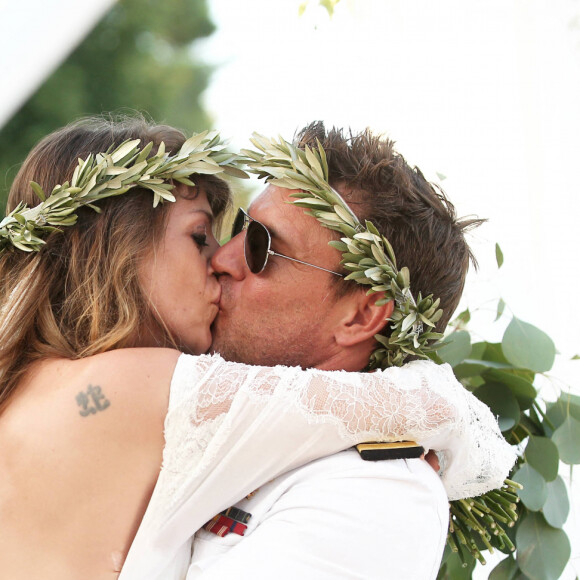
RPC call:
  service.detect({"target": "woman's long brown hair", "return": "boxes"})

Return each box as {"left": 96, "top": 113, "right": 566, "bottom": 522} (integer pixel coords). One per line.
{"left": 0, "top": 116, "right": 231, "bottom": 412}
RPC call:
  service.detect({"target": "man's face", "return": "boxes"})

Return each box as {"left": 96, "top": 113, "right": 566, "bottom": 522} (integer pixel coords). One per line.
{"left": 210, "top": 185, "right": 347, "bottom": 368}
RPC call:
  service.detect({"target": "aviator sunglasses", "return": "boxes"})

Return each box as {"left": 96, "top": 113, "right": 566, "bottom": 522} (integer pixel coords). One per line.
{"left": 231, "top": 207, "right": 343, "bottom": 276}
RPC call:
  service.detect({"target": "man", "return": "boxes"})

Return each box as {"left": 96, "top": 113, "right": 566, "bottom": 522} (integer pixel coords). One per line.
{"left": 189, "top": 122, "right": 484, "bottom": 579}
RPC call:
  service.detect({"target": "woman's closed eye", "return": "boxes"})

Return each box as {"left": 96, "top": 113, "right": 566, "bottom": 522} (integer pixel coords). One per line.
{"left": 192, "top": 233, "right": 209, "bottom": 248}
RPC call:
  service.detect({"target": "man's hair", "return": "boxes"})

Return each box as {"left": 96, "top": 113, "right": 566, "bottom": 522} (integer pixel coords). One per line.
{"left": 295, "top": 121, "right": 483, "bottom": 333}
{"left": 0, "top": 115, "right": 231, "bottom": 411}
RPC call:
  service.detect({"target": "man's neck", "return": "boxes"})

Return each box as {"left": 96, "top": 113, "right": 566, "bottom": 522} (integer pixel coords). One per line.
{"left": 315, "top": 351, "right": 369, "bottom": 373}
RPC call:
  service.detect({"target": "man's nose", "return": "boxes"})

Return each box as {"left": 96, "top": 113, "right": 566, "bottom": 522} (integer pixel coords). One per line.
{"left": 210, "top": 233, "right": 247, "bottom": 280}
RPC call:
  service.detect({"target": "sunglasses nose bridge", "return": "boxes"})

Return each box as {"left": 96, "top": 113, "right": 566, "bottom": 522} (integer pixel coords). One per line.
{"left": 231, "top": 207, "right": 250, "bottom": 238}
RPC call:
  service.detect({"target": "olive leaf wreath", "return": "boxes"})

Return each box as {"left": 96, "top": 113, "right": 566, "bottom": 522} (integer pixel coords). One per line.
{"left": 0, "top": 130, "right": 248, "bottom": 255}
{"left": 241, "top": 133, "right": 522, "bottom": 565}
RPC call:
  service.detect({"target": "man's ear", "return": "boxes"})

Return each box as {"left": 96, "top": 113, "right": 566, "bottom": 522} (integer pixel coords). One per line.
{"left": 334, "top": 291, "right": 394, "bottom": 347}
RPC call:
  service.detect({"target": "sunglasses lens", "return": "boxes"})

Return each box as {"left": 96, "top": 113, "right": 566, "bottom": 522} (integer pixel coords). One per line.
{"left": 231, "top": 208, "right": 246, "bottom": 238}
{"left": 246, "top": 220, "right": 270, "bottom": 273}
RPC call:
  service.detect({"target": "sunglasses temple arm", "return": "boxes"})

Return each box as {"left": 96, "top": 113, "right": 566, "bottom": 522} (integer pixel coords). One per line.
{"left": 267, "top": 250, "right": 343, "bottom": 277}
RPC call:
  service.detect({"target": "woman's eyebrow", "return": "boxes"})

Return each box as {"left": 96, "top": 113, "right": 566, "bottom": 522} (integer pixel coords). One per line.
{"left": 190, "top": 209, "right": 214, "bottom": 222}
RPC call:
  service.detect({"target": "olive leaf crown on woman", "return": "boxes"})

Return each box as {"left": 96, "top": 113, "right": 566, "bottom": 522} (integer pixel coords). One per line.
{"left": 0, "top": 117, "right": 518, "bottom": 563}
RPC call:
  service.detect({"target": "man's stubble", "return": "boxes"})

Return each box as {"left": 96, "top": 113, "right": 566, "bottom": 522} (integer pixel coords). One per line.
{"left": 210, "top": 282, "right": 330, "bottom": 369}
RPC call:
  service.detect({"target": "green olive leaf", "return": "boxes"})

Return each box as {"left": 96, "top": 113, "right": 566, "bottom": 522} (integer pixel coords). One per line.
{"left": 495, "top": 242, "right": 504, "bottom": 268}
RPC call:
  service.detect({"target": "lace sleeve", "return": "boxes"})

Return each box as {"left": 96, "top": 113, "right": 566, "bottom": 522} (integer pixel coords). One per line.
{"left": 122, "top": 354, "right": 515, "bottom": 579}
{"left": 161, "top": 354, "right": 513, "bottom": 508}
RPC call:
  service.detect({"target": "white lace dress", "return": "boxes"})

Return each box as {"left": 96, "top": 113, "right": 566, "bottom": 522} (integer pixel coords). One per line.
{"left": 119, "top": 354, "right": 515, "bottom": 580}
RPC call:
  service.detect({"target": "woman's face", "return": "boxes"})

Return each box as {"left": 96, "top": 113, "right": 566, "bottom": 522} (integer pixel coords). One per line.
{"left": 139, "top": 187, "right": 222, "bottom": 354}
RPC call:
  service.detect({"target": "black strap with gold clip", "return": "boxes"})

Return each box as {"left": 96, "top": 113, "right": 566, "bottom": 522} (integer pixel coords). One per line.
{"left": 356, "top": 441, "right": 424, "bottom": 461}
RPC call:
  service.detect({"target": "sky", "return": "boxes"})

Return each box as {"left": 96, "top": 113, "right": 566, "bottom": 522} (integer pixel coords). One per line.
{"left": 198, "top": 0, "right": 580, "bottom": 575}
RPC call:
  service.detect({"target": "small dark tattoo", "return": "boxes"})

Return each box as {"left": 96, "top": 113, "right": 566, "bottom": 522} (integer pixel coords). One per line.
{"left": 76, "top": 384, "right": 111, "bottom": 417}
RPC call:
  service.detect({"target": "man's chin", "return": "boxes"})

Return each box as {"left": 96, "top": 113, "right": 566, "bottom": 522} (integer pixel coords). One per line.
{"left": 209, "top": 314, "right": 255, "bottom": 363}
{"left": 209, "top": 323, "right": 232, "bottom": 359}
{"left": 209, "top": 314, "right": 222, "bottom": 355}
{"left": 208, "top": 332, "right": 245, "bottom": 363}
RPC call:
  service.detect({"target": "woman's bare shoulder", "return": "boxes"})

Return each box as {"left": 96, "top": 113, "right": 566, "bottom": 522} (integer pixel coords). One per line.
{"left": 0, "top": 349, "right": 186, "bottom": 570}
{"left": 86, "top": 346, "right": 182, "bottom": 370}
{"left": 83, "top": 347, "right": 182, "bottom": 383}
{"left": 65, "top": 348, "right": 183, "bottom": 429}
{"left": 11, "top": 348, "right": 183, "bottom": 446}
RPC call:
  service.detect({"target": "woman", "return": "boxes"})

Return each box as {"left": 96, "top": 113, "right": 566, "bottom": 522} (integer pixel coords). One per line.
{"left": 0, "top": 117, "right": 514, "bottom": 579}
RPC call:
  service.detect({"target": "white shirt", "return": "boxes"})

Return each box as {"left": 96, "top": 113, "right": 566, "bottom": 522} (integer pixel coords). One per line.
{"left": 189, "top": 450, "right": 449, "bottom": 579}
